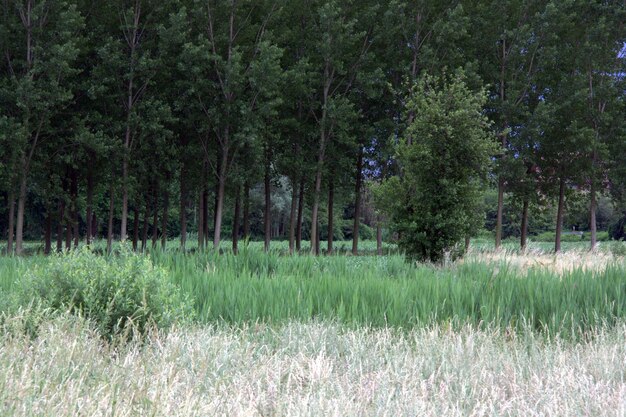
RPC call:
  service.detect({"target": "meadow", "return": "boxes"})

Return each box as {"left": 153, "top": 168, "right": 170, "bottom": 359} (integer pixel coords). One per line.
{"left": 1, "top": 239, "right": 626, "bottom": 416}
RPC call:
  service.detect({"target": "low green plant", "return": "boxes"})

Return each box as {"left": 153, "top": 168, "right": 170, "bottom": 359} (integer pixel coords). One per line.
{"left": 23, "top": 246, "right": 194, "bottom": 339}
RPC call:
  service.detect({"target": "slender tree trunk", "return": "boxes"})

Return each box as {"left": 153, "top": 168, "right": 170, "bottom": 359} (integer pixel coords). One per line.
{"left": 107, "top": 184, "right": 114, "bottom": 254}
{"left": 44, "top": 210, "right": 52, "bottom": 255}
{"left": 495, "top": 38, "right": 508, "bottom": 250}
{"left": 202, "top": 187, "right": 209, "bottom": 247}
{"left": 71, "top": 170, "right": 79, "bottom": 249}
{"left": 310, "top": 139, "right": 326, "bottom": 255}
{"left": 213, "top": 144, "right": 228, "bottom": 250}
{"left": 232, "top": 186, "right": 241, "bottom": 254}
{"left": 296, "top": 178, "right": 304, "bottom": 252}
{"left": 65, "top": 216, "right": 72, "bottom": 251}
{"left": 264, "top": 157, "right": 271, "bottom": 252}
{"left": 288, "top": 176, "right": 298, "bottom": 255}
{"left": 6, "top": 191, "right": 15, "bottom": 255}
{"left": 555, "top": 176, "right": 566, "bottom": 253}
{"left": 315, "top": 224, "right": 321, "bottom": 255}
{"left": 243, "top": 181, "right": 250, "bottom": 240}
{"left": 141, "top": 198, "right": 150, "bottom": 252}
{"left": 161, "top": 179, "right": 170, "bottom": 250}
{"left": 132, "top": 206, "right": 139, "bottom": 251}
{"left": 180, "top": 163, "right": 188, "bottom": 250}
{"left": 15, "top": 175, "right": 27, "bottom": 255}
{"left": 86, "top": 167, "right": 94, "bottom": 245}
{"left": 327, "top": 178, "right": 334, "bottom": 254}
{"left": 520, "top": 198, "right": 529, "bottom": 252}
{"left": 495, "top": 177, "right": 505, "bottom": 249}
{"left": 152, "top": 186, "right": 159, "bottom": 249}
{"left": 590, "top": 181, "right": 597, "bottom": 251}
{"left": 197, "top": 189, "right": 205, "bottom": 251}
{"left": 56, "top": 199, "right": 65, "bottom": 253}
{"left": 91, "top": 212, "right": 97, "bottom": 240}
{"left": 121, "top": 157, "right": 129, "bottom": 242}
{"left": 352, "top": 148, "right": 363, "bottom": 255}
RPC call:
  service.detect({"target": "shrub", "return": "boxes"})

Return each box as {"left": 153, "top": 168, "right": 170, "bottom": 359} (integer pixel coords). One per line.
{"left": 24, "top": 246, "right": 194, "bottom": 339}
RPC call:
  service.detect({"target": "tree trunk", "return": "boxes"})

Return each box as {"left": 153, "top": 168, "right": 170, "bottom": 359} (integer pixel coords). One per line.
{"left": 203, "top": 187, "right": 209, "bottom": 247}
{"left": 65, "top": 215, "right": 72, "bottom": 251}
{"left": 56, "top": 199, "right": 65, "bottom": 253}
{"left": 495, "top": 38, "right": 508, "bottom": 251}
{"left": 296, "top": 178, "right": 305, "bottom": 252}
{"left": 107, "top": 184, "right": 114, "bottom": 254}
{"left": 132, "top": 205, "right": 139, "bottom": 251}
{"left": 180, "top": 162, "right": 188, "bottom": 251}
{"left": 6, "top": 191, "right": 15, "bottom": 255}
{"left": 310, "top": 143, "right": 325, "bottom": 255}
{"left": 555, "top": 176, "right": 566, "bottom": 253}
{"left": 495, "top": 177, "right": 505, "bottom": 249}
{"left": 161, "top": 179, "right": 170, "bottom": 250}
{"left": 86, "top": 167, "right": 94, "bottom": 245}
{"left": 327, "top": 178, "right": 334, "bottom": 254}
{"left": 15, "top": 175, "right": 27, "bottom": 255}
{"left": 590, "top": 181, "right": 597, "bottom": 251}
{"left": 141, "top": 198, "right": 150, "bottom": 252}
{"left": 152, "top": 186, "right": 159, "bottom": 249}
{"left": 243, "top": 181, "right": 250, "bottom": 240}
{"left": 288, "top": 176, "right": 298, "bottom": 255}
{"left": 71, "top": 170, "right": 79, "bottom": 249}
{"left": 352, "top": 148, "right": 363, "bottom": 255}
{"left": 264, "top": 157, "right": 271, "bottom": 252}
{"left": 232, "top": 186, "right": 241, "bottom": 254}
{"left": 121, "top": 156, "right": 129, "bottom": 242}
{"left": 520, "top": 198, "right": 529, "bottom": 252}
{"left": 44, "top": 210, "right": 52, "bottom": 255}
{"left": 315, "top": 224, "right": 321, "bottom": 255}
{"left": 213, "top": 144, "right": 228, "bottom": 250}
{"left": 197, "top": 189, "right": 205, "bottom": 251}
{"left": 91, "top": 212, "right": 97, "bottom": 240}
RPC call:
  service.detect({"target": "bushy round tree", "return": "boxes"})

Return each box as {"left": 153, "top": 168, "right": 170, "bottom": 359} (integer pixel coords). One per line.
{"left": 380, "top": 72, "right": 497, "bottom": 262}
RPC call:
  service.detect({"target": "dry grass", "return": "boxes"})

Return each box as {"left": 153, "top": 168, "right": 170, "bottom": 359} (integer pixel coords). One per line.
{"left": 466, "top": 247, "right": 624, "bottom": 276}
{"left": 1, "top": 315, "right": 625, "bottom": 416}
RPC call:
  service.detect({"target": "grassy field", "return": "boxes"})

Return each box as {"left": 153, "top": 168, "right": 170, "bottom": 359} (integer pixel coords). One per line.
{"left": 1, "top": 239, "right": 626, "bottom": 415}
{"left": 1, "top": 314, "right": 625, "bottom": 416}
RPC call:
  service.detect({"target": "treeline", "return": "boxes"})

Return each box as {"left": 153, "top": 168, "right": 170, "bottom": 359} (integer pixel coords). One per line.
{"left": 1, "top": 0, "right": 624, "bottom": 256}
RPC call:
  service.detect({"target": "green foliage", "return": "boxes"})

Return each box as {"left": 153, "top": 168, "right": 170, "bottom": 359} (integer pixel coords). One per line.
{"left": 22, "top": 247, "right": 193, "bottom": 338}
{"left": 534, "top": 231, "right": 610, "bottom": 243}
{"left": 609, "top": 214, "right": 626, "bottom": 241}
{"left": 379, "top": 72, "right": 496, "bottom": 262}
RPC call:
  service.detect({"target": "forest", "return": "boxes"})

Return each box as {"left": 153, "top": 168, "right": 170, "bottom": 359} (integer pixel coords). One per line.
{"left": 2, "top": 2, "right": 626, "bottom": 414}
{"left": 1, "top": 0, "right": 625, "bottom": 257}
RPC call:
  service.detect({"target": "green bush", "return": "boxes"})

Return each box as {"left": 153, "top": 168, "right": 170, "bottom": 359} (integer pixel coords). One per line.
{"left": 534, "top": 232, "right": 583, "bottom": 242}
{"left": 24, "top": 246, "right": 194, "bottom": 339}
{"left": 534, "top": 231, "right": 610, "bottom": 242}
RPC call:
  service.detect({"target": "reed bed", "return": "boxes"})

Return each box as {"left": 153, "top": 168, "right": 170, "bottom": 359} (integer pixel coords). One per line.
{"left": 2, "top": 244, "right": 625, "bottom": 338}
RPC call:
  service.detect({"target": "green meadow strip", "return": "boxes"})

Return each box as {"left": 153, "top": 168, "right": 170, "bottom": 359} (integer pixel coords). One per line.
{"left": 1, "top": 246, "right": 626, "bottom": 339}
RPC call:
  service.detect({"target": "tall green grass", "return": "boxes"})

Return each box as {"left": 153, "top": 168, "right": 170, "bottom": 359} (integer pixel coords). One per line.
{"left": 2, "top": 246, "right": 626, "bottom": 339}
{"left": 152, "top": 248, "right": 626, "bottom": 338}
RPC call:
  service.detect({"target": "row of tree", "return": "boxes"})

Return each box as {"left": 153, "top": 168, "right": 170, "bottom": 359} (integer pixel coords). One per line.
{"left": 1, "top": 0, "right": 625, "bottom": 257}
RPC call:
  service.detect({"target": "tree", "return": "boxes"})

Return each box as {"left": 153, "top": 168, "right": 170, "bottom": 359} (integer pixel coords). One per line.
{"left": 379, "top": 72, "right": 496, "bottom": 262}
{"left": 0, "top": 0, "right": 84, "bottom": 255}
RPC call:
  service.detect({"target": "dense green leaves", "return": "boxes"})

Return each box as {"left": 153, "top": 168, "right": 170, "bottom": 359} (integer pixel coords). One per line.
{"left": 379, "top": 72, "right": 497, "bottom": 261}
{"left": 1, "top": 0, "right": 625, "bottom": 258}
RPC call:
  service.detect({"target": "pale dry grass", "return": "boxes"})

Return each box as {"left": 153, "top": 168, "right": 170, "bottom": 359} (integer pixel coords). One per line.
{"left": 466, "top": 247, "right": 625, "bottom": 275}
{"left": 1, "top": 316, "right": 625, "bottom": 416}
